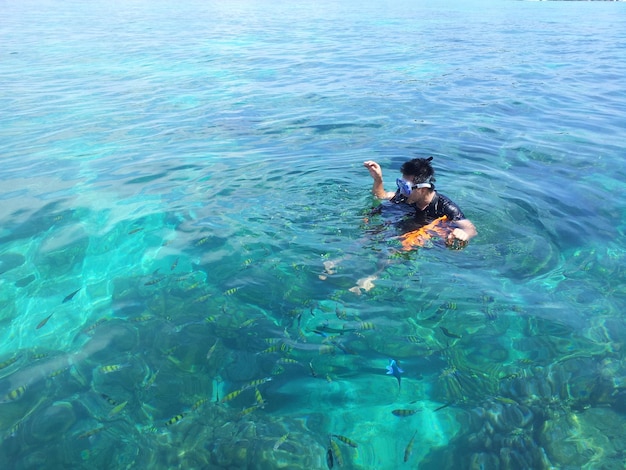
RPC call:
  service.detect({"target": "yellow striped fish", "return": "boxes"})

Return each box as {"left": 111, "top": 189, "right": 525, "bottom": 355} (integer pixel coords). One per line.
{"left": 108, "top": 400, "right": 128, "bottom": 418}
{"left": 329, "top": 439, "right": 344, "bottom": 466}
{"left": 130, "top": 315, "right": 153, "bottom": 322}
{"left": 273, "top": 433, "right": 289, "bottom": 451}
{"left": 165, "top": 412, "right": 187, "bottom": 427}
{"left": 254, "top": 388, "right": 265, "bottom": 407}
{"left": 99, "top": 364, "right": 130, "bottom": 374}
{"left": 404, "top": 431, "right": 418, "bottom": 462}
{"left": 4, "top": 385, "right": 26, "bottom": 402}
{"left": 0, "top": 355, "right": 20, "bottom": 370}
{"left": 185, "top": 281, "right": 201, "bottom": 291}
{"left": 48, "top": 367, "right": 69, "bottom": 378}
{"left": 193, "top": 293, "right": 212, "bottom": 303}
{"left": 78, "top": 426, "right": 106, "bottom": 439}
{"left": 332, "top": 434, "right": 358, "bottom": 448}
{"left": 244, "top": 377, "right": 272, "bottom": 389}
{"left": 192, "top": 398, "right": 208, "bottom": 411}
{"left": 221, "top": 388, "right": 244, "bottom": 403}
{"left": 206, "top": 339, "right": 219, "bottom": 361}
{"left": 276, "top": 357, "right": 299, "bottom": 365}
{"left": 260, "top": 344, "right": 280, "bottom": 354}
{"left": 239, "top": 318, "right": 257, "bottom": 328}
{"left": 239, "top": 404, "right": 259, "bottom": 417}
{"left": 83, "top": 318, "right": 108, "bottom": 334}
{"left": 142, "top": 369, "right": 159, "bottom": 389}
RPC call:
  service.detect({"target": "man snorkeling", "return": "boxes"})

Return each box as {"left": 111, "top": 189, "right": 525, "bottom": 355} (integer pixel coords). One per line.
{"left": 322, "top": 156, "right": 476, "bottom": 294}
{"left": 363, "top": 156, "right": 477, "bottom": 246}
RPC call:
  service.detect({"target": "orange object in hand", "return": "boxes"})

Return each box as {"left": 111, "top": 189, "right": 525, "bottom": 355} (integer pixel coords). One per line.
{"left": 399, "top": 216, "right": 452, "bottom": 251}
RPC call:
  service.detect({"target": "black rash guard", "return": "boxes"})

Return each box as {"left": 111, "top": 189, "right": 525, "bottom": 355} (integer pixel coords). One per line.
{"left": 390, "top": 190, "right": 465, "bottom": 228}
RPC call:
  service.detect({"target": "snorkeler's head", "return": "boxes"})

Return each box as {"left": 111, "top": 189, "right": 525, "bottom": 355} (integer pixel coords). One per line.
{"left": 400, "top": 156, "right": 436, "bottom": 188}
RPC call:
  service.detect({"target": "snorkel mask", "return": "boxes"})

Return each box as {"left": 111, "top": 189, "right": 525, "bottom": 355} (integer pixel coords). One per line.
{"left": 396, "top": 178, "right": 432, "bottom": 197}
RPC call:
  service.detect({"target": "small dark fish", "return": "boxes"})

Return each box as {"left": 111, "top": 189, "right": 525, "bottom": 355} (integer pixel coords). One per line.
{"left": 62, "top": 288, "right": 81, "bottom": 303}
{"left": 127, "top": 227, "right": 144, "bottom": 235}
{"left": 335, "top": 304, "right": 347, "bottom": 319}
{"left": 434, "top": 402, "right": 453, "bottom": 412}
{"left": 36, "top": 314, "right": 53, "bottom": 330}
{"left": 314, "top": 324, "right": 356, "bottom": 335}
{"left": 329, "top": 338, "right": 354, "bottom": 355}
{"left": 440, "top": 326, "right": 461, "bottom": 339}
{"left": 386, "top": 359, "right": 404, "bottom": 389}
{"left": 100, "top": 393, "right": 119, "bottom": 406}
{"left": 392, "top": 409, "right": 420, "bottom": 417}
{"left": 170, "top": 257, "right": 179, "bottom": 271}
{"left": 77, "top": 426, "right": 106, "bottom": 439}
{"left": 326, "top": 447, "right": 334, "bottom": 469}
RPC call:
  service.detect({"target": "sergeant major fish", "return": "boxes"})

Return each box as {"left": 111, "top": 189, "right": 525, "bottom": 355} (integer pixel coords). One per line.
{"left": 99, "top": 363, "right": 130, "bottom": 374}
{"left": 404, "top": 430, "right": 418, "bottom": 462}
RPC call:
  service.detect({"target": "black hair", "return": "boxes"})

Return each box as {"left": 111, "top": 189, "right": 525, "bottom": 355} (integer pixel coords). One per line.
{"left": 400, "top": 156, "right": 436, "bottom": 187}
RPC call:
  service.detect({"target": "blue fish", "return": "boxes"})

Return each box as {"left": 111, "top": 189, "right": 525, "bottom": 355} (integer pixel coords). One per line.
{"left": 386, "top": 359, "right": 404, "bottom": 389}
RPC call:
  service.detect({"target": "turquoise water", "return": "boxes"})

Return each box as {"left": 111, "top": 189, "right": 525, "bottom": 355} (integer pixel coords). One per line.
{"left": 1, "top": 0, "right": 626, "bottom": 468}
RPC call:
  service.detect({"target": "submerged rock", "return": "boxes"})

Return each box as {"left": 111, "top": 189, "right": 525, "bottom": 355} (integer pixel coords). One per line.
{"left": 207, "top": 419, "right": 326, "bottom": 470}
{"left": 541, "top": 407, "right": 626, "bottom": 469}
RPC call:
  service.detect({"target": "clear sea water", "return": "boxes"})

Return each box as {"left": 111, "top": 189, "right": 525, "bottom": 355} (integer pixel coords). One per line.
{"left": 1, "top": 0, "right": 626, "bottom": 468}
